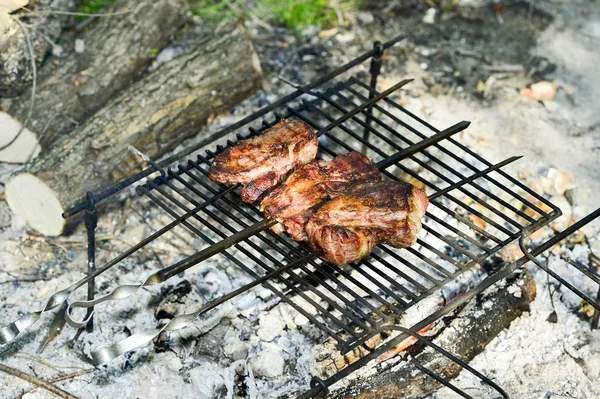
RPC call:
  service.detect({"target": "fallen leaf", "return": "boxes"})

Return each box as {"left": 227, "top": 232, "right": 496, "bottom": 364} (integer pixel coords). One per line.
{"left": 541, "top": 168, "right": 575, "bottom": 196}
{"left": 498, "top": 243, "right": 523, "bottom": 263}
{"left": 520, "top": 81, "right": 557, "bottom": 101}
{"left": 476, "top": 80, "right": 485, "bottom": 93}
{"left": 469, "top": 214, "right": 487, "bottom": 231}
{"left": 318, "top": 27, "right": 338, "bottom": 39}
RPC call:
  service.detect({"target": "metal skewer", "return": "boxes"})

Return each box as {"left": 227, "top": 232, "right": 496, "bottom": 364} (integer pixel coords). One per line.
{"left": 63, "top": 118, "right": 472, "bottom": 329}
{"left": 1, "top": 78, "right": 413, "bottom": 343}
{"left": 87, "top": 154, "right": 523, "bottom": 365}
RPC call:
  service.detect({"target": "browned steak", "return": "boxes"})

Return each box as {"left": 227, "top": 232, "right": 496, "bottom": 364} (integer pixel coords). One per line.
{"left": 260, "top": 152, "right": 382, "bottom": 240}
{"left": 207, "top": 119, "right": 318, "bottom": 203}
{"left": 305, "top": 181, "right": 429, "bottom": 265}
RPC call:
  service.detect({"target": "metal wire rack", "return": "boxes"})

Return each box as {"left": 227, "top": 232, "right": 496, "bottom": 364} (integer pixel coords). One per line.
{"left": 127, "top": 75, "right": 558, "bottom": 352}
{"left": 3, "top": 34, "right": 599, "bottom": 398}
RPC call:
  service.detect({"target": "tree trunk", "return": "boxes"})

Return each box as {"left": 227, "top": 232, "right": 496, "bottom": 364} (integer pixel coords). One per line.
{"left": 5, "top": 22, "right": 263, "bottom": 236}
{"left": 7, "top": 0, "right": 188, "bottom": 148}
{"left": 0, "top": 0, "right": 76, "bottom": 98}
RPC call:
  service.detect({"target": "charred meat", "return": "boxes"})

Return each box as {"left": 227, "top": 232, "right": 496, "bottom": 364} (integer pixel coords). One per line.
{"left": 208, "top": 119, "right": 318, "bottom": 203}
{"left": 305, "top": 181, "right": 429, "bottom": 265}
{"left": 260, "top": 151, "right": 381, "bottom": 241}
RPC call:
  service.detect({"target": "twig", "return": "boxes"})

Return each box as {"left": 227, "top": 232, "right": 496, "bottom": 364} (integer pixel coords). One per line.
{"left": 20, "top": 6, "right": 131, "bottom": 18}
{"left": 0, "top": 277, "right": 46, "bottom": 285}
{"left": 15, "top": 369, "right": 94, "bottom": 398}
{"left": 0, "top": 19, "right": 36, "bottom": 152}
{"left": 330, "top": 0, "right": 345, "bottom": 26}
{"left": 482, "top": 64, "right": 525, "bottom": 73}
{"left": 13, "top": 353, "right": 85, "bottom": 373}
{"left": 0, "top": 363, "right": 80, "bottom": 399}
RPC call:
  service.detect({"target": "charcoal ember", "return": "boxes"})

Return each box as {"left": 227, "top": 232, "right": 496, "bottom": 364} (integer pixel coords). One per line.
{"left": 154, "top": 280, "right": 203, "bottom": 320}
{"left": 188, "top": 361, "right": 232, "bottom": 398}
{"left": 197, "top": 269, "right": 233, "bottom": 300}
{"left": 192, "top": 319, "right": 231, "bottom": 359}
{"left": 256, "top": 312, "right": 286, "bottom": 342}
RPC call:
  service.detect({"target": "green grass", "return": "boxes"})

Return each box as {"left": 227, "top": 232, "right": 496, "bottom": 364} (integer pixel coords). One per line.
{"left": 257, "top": 0, "right": 336, "bottom": 36}
{"left": 76, "top": 0, "right": 118, "bottom": 20}
{"left": 187, "top": 0, "right": 353, "bottom": 37}
{"left": 187, "top": 0, "right": 239, "bottom": 22}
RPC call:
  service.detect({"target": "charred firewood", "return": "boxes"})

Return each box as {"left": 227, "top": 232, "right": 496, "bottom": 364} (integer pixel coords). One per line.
{"left": 306, "top": 268, "right": 535, "bottom": 399}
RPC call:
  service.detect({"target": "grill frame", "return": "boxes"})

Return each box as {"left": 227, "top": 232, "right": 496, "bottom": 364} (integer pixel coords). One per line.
{"left": 128, "top": 75, "right": 560, "bottom": 354}
{"left": 5, "top": 35, "right": 597, "bottom": 398}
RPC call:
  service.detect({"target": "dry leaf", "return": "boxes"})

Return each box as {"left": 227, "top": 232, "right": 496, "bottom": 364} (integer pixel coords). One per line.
{"left": 318, "top": 28, "right": 338, "bottom": 39}
{"left": 550, "top": 195, "right": 573, "bottom": 232}
{"left": 476, "top": 80, "right": 485, "bottom": 93}
{"left": 541, "top": 168, "right": 575, "bottom": 196}
{"left": 498, "top": 243, "right": 523, "bottom": 263}
{"left": 520, "top": 81, "right": 557, "bottom": 101}
{"left": 469, "top": 214, "right": 487, "bottom": 231}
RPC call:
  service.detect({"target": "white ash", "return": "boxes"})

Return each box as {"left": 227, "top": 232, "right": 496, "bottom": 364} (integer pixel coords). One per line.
{"left": 256, "top": 313, "right": 285, "bottom": 342}
{"left": 249, "top": 348, "right": 285, "bottom": 378}
{"left": 428, "top": 260, "right": 600, "bottom": 399}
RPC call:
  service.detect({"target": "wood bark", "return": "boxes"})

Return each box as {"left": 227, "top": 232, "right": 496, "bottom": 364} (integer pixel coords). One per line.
{"left": 7, "top": 0, "right": 188, "bottom": 148}
{"left": 5, "top": 22, "right": 263, "bottom": 236}
{"left": 329, "top": 269, "right": 536, "bottom": 399}
{"left": 0, "top": 0, "right": 76, "bottom": 97}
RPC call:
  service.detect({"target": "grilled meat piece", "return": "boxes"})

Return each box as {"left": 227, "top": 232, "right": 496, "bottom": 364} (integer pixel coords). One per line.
{"left": 207, "top": 119, "right": 318, "bottom": 203}
{"left": 260, "top": 152, "right": 381, "bottom": 241}
{"left": 305, "top": 181, "right": 429, "bottom": 265}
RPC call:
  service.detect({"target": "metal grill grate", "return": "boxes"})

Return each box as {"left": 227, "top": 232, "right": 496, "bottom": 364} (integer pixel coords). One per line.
{"left": 135, "top": 76, "right": 560, "bottom": 355}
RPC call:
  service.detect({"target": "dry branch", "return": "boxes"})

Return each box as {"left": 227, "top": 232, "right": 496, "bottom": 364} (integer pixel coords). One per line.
{"left": 16, "top": 368, "right": 94, "bottom": 398}
{"left": 7, "top": 0, "right": 188, "bottom": 148}
{"left": 6, "top": 22, "right": 263, "bottom": 236}
{"left": 0, "top": 362, "right": 80, "bottom": 399}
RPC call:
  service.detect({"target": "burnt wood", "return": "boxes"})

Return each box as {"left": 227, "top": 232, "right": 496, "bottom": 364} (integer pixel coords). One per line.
{"left": 331, "top": 269, "right": 535, "bottom": 399}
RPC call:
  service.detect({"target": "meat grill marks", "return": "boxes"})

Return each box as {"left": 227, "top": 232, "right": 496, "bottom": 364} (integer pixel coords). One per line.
{"left": 259, "top": 151, "right": 382, "bottom": 241}
{"left": 206, "top": 120, "right": 429, "bottom": 266}
{"left": 207, "top": 119, "right": 318, "bottom": 203}
{"left": 305, "top": 181, "right": 429, "bottom": 265}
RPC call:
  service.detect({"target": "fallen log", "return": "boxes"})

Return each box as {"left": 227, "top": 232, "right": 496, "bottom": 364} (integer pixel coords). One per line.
{"left": 5, "top": 22, "right": 263, "bottom": 236}
{"left": 0, "top": 0, "right": 76, "bottom": 97}
{"left": 328, "top": 269, "right": 536, "bottom": 399}
{"left": 7, "top": 0, "right": 188, "bottom": 149}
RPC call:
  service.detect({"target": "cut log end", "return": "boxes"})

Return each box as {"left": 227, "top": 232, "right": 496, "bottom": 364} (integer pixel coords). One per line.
{"left": 0, "top": 112, "right": 40, "bottom": 163}
{"left": 6, "top": 173, "right": 65, "bottom": 236}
